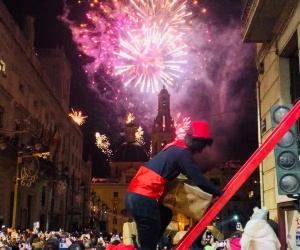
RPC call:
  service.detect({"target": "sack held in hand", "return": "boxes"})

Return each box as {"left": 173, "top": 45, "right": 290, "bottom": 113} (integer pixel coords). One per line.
{"left": 160, "top": 178, "right": 212, "bottom": 220}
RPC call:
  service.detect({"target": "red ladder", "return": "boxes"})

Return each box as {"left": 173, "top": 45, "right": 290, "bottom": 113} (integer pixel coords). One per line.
{"left": 173, "top": 101, "right": 300, "bottom": 249}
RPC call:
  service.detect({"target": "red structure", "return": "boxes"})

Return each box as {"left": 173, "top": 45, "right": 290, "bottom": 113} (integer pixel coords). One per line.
{"left": 174, "top": 101, "right": 300, "bottom": 249}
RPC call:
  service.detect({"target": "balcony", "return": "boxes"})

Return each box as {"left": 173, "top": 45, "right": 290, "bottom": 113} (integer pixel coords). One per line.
{"left": 242, "top": 0, "right": 298, "bottom": 43}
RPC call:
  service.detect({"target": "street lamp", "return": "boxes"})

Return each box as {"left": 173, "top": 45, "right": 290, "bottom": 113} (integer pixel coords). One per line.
{"left": 12, "top": 147, "right": 50, "bottom": 228}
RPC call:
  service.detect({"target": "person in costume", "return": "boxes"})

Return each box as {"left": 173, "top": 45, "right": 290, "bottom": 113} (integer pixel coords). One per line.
{"left": 125, "top": 121, "right": 224, "bottom": 250}
{"left": 240, "top": 207, "right": 281, "bottom": 250}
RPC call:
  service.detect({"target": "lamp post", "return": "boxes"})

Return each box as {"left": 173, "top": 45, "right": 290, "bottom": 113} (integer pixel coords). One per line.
{"left": 12, "top": 155, "right": 21, "bottom": 229}
{"left": 12, "top": 151, "right": 50, "bottom": 228}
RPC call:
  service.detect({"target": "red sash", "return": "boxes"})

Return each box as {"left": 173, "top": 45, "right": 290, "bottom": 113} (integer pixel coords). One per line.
{"left": 128, "top": 166, "right": 166, "bottom": 201}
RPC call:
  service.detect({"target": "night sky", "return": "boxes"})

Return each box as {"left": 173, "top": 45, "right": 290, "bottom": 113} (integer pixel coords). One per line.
{"left": 2, "top": 0, "right": 258, "bottom": 177}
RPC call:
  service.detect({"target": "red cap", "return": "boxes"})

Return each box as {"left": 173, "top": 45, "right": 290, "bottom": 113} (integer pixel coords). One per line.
{"left": 191, "top": 121, "right": 211, "bottom": 138}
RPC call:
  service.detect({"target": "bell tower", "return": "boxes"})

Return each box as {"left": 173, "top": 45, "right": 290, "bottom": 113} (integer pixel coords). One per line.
{"left": 151, "top": 86, "right": 175, "bottom": 157}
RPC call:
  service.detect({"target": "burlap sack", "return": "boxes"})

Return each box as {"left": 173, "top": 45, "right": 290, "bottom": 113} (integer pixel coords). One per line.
{"left": 160, "top": 178, "right": 212, "bottom": 220}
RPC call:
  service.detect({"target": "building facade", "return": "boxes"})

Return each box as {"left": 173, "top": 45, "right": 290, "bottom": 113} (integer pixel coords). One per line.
{"left": 0, "top": 1, "right": 91, "bottom": 232}
{"left": 242, "top": 0, "right": 300, "bottom": 248}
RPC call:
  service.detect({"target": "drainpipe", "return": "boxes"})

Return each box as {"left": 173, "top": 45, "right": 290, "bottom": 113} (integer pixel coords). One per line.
{"left": 256, "top": 81, "right": 264, "bottom": 207}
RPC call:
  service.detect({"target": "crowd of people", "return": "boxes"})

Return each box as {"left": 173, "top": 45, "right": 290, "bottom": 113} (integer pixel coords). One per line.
{"left": 0, "top": 228, "right": 137, "bottom": 250}
{"left": 0, "top": 206, "right": 280, "bottom": 250}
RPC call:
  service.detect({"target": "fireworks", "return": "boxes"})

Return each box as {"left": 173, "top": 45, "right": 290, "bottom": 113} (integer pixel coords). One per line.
{"left": 174, "top": 112, "right": 191, "bottom": 140}
{"left": 62, "top": 0, "right": 194, "bottom": 92}
{"left": 128, "top": 0, "right": 192, "bottom": 30}
{"left": 69, "top": 108, "right": 88, "bottom": 125}
{"left": 95, "top": 132, "right": 112, "bottom": 156}
{"left": 126, "top": 112, "right": 135, "bottom": 124}
{"left": 114, "top": 23, "right": 187, "bottom": 92}
{"left": 135, "top": 126, "right": 145, "bottom": 145}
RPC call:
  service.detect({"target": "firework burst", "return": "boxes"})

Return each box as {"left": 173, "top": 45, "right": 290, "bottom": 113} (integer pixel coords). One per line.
{"left": 174, "top": 112, "right": 191, "bottom": 140}
{"left": 135, "top": 126, "right": 145, "bottom": 145}
{"left": 95, "top": 132, "right": 113, "bottom": 156}
{"left": 128, "top": 0, "right": 192, "bottom": 31}
{"left": 126, "top": 112, "right": 135, "bottom": 124}
{"left": 69, "top": 108, "right": 88, "bottom": 125}
{"left": 114, "top": 23, "right": 187, "bottom": 92}
{"left": 62, "top": 0, "right": 193, "bottom": 92}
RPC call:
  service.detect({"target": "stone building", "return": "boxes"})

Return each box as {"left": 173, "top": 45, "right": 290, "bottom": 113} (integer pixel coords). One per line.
{"left": 0, "top": 1, "right": 91, "bottom": 232}
{"left": 242, "top": 0, "right": 300, "bottom": 248}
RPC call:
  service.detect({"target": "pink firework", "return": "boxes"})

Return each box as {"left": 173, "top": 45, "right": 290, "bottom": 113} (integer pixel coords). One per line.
{"left": 114, "top": 23, "right": 187, "bottom": 92}
{"left": 174, "top": 112, "right": 191, "bottom": 140}
{"left": 62, "top": 0, "right": 193, "bottom": 92}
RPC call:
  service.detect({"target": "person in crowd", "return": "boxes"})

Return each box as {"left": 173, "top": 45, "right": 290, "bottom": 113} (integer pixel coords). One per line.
{"left": 0, "top": 246, "right": 10, "bottom": 250}
{"left": 29, "top": 234, "right": 39, "bottom": 247}
{"left": 68, "top": 241, "right": 85, "bottom": 250}
{"left": 18, "top": 241, "right": 28, "bottom": 250}
{"left": 32, "top": 236, "right": 44, "bottom": 250}
{"left": 43, "top": 237, "right": 60, "bottom": 250}
{"left": 223, "top": 231, "right": 242, "bottom": 250}
{"left": 240, "top": 206, "right": 281, "bottom": 250}
{"left": 125, "top": 121, "right": 224, "bottom": 250}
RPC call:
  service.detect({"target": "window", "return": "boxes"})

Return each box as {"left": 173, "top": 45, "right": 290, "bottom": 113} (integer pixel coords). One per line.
{"left": 113, "top": 192, "right": 118, "bottom": 198}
